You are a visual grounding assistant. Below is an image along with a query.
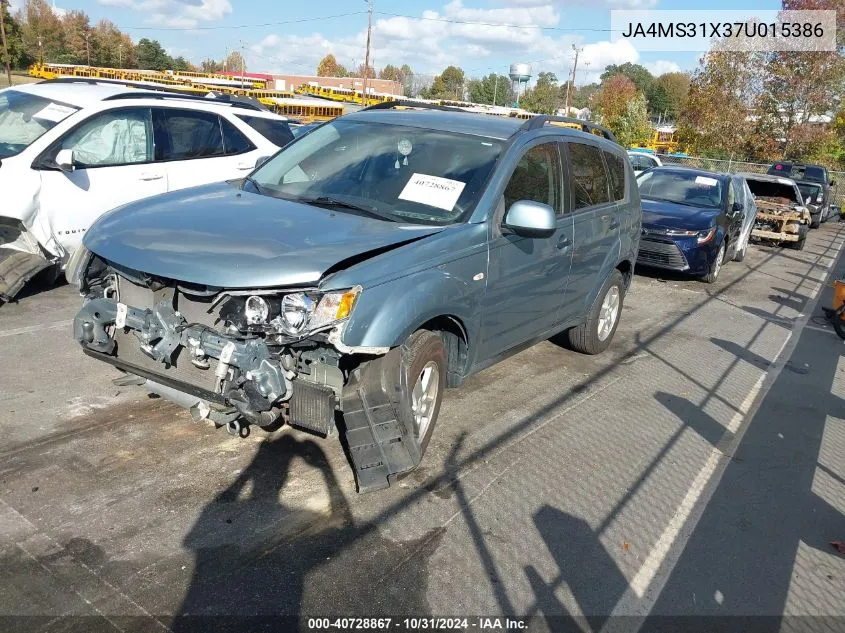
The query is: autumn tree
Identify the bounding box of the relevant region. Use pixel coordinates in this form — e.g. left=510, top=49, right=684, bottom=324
left=678, top=51, right=762, bottom=158
left=20, top=0, right=64, bottom=63
left=378, top=63, right=402, bottom=81
left=91, top=19, right=133, bottom=68
left=223, top=50, right=246, bottom=74
left=59, top=10, right=89, bottom=64
left=467, top=73, right=513, bottom=105
left=593, top=74, right=638, bottom=125
left=601, top=62, right=653, bottom=93
left=355, top=62, right=374, bottom=78
left=317, top=53, right=348, bottom=77
left=572, top=83, right=599, bottom=110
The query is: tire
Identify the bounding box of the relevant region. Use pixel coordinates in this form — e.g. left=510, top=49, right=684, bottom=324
left=702, top=241, right=726, bottom=284
left=398, top=330, right=447, bottom=457
left=566, top=270, right=624, bottom=355
left=810, top=215, right=820, bottom=229
left=792, top=225, right=808, bottom=250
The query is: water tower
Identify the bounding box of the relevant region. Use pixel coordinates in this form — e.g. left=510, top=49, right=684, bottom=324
left=509, top=63, right=531, bottom=106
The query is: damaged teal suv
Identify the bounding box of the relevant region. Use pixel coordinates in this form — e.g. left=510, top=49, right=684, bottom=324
left=70, top=105, right=642, bottom=492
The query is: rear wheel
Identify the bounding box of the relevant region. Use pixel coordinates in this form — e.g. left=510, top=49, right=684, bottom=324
left=566, top=270, right=624, bottom=355
left=702, top=241, right=726, bottom=284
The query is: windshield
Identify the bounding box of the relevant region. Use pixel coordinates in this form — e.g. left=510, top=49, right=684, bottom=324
left=0, top=90, right=79, bottom=158
left=797, top=182, right=822, bottom=200
left=249, top=118, right=503, bottom=225
left=636, top=169, right=723, bottom=209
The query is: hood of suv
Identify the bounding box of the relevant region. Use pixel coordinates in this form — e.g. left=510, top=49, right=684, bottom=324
left=84, top=183, right=444, bottom=288
left=641, top=199, right=720, bottom=231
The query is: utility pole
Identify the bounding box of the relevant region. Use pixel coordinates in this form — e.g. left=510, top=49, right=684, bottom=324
left=493, top=73, right=499, bottom=106
left=118, top=43, right=123, bottom=68
left=0, top=0, right=12, bottom=88
left=223, top=46, right=228, bottom=72
left=361, top=0, right=373, bottom=105
left=85, top=32, right=90, bottom=66
left=239, top=40, right=246, bottom=88
left=564, top=45, right=581, bottom=116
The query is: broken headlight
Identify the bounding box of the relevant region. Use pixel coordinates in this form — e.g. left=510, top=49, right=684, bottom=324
left=65, top=245, right=92, bottom=290
left=275, top=287, right=361, bottom=336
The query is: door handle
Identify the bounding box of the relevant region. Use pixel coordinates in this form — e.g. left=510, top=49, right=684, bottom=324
left=139, top=171, right=163, bottom=181
left=557, top=235, right=571, bottom=249
left=236, top=162, right=254, bottom=170
left=609, top=220, right=620, bottom=230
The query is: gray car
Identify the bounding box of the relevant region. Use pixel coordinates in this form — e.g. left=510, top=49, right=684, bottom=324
left=69, top=107, right=642, bottom=492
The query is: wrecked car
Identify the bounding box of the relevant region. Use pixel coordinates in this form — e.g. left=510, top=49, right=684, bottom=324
left=796, top=180, right=830, bottom=228
left=741, top=173, right=811, bottom=250
left=0, top=81, right=294, bottom=302
left=71, top=107, right=642, bottom=492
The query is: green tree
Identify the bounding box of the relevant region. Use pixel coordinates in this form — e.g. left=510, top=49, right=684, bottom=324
left=572, top=83, right=599, bottom=110
left=467, top=73, right=512, bottom=105
left=399, top=63, right=413, bottom=94
left=653, top=72, right=690, bottom=120
left=519, top=71, right=560, bottom=113
left=428, top=65, right=465, bottom=99
left=645, top=81, right=670, bottom=117
left=134, top=37, right=172, bottom=70
left=171, top=56, right=194, bottom=72
left=1, top=0, right=29, bottom=69
left=613, top=93, right=652, bottom=147
left=378, top=63, right=401, bottom=81
left=601, top=62, right=653, bottom=93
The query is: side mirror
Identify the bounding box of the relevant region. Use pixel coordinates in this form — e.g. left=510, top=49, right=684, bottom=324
left=805, top=196, right=812, bottom=205
left=830, top=179, right=836, bottom=187
left=503, top=200, right=556, bottom=238
left=55, top=148, right=75, bottom=172
left=255, top=155, right=271, bottom=169
left=731, top=201, right=744, bottom=214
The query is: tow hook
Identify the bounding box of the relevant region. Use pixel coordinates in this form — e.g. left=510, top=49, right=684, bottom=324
left=227, top=419, right=250, bottom=438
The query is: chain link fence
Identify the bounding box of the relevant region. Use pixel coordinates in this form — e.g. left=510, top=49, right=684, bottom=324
left=656, top=153, right=845, bottom=207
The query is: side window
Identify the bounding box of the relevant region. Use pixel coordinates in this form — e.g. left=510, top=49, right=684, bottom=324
left=629, top=154, right=644, bottom=171
left=236, top=114, right=295, bottom=148
left=58, top=108, right=152, bottom=167
left=604, top=151, right=626, bottom=201
left=503, top=143, right=561, bottom=214
left=155, top=109, right=225, bottom=160
left=568, top=142, right=610, bottom=210
left=727, top=180, right=737, bottom=207
left=220, top=117, right=255, bottom=155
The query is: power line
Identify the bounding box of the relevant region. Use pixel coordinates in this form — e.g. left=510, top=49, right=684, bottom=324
left=121, top=11, right=367, bottom=32
left=374, top=12, right=616, bottom=32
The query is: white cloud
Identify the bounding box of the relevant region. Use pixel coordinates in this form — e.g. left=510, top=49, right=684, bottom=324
left=96, top=0, right=232, bottom=29
left=644, top=60, right=682, bottom=76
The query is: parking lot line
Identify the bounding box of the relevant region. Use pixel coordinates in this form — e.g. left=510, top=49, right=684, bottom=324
left=600, top=228, right=845, bottom=627
left=0, top=320, right=73, bottom=338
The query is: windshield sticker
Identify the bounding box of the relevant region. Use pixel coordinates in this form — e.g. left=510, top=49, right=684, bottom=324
left=399, top=173, right=466, bottom=211
left=33, top=102, right=77, bottom=123
left=695, top=176, right=718, bottom=187
left=398, top=139, right=413, bottom=156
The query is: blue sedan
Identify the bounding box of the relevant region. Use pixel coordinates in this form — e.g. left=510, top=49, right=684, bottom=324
left=635, top=167, right=749, bottom=283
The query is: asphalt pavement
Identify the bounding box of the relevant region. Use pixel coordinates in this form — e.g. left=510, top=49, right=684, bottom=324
left=2, top=221, right=845, bottom=632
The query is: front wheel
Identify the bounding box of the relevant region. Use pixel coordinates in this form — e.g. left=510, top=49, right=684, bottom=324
left=399, top=330, right=447, bottom=457
left=791, top=225, right=808, bottom=251
left=566, top=270, right=624, bottom=355
left=702, top=241, right=726, bottom=284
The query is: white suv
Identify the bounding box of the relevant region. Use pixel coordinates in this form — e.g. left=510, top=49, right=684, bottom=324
left=0, top=80, right=295, bottom=300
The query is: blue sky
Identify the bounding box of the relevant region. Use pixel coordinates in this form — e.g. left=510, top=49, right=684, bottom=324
left=14, top=0, right=783, bottom=84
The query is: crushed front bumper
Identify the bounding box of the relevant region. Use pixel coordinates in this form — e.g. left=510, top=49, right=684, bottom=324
left=74, top=297, right=339, bottom=434
left=751, top=229, right=800, bottom=242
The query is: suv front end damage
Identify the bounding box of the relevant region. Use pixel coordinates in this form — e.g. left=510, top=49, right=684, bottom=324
left=71, top=254, right=425, bottom=492
left=0, top=217, right=59, bottom=302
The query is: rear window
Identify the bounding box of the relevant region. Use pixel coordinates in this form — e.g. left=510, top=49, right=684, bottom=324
left=768, top=162, right=827, bottom=184
left=604, top=151, right=626, bottom=201
left=237, top=115, right=294, bottom=148
left=568, top=143, right=610, bottom=209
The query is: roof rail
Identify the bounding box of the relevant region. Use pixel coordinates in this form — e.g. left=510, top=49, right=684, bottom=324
left=103, top=91, right=267, bottom=111
left=359, top=99, right=468, bottom=113
left=517, top=115, right=617, bottom=143
left=40, top=78, right=267, bottom=111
